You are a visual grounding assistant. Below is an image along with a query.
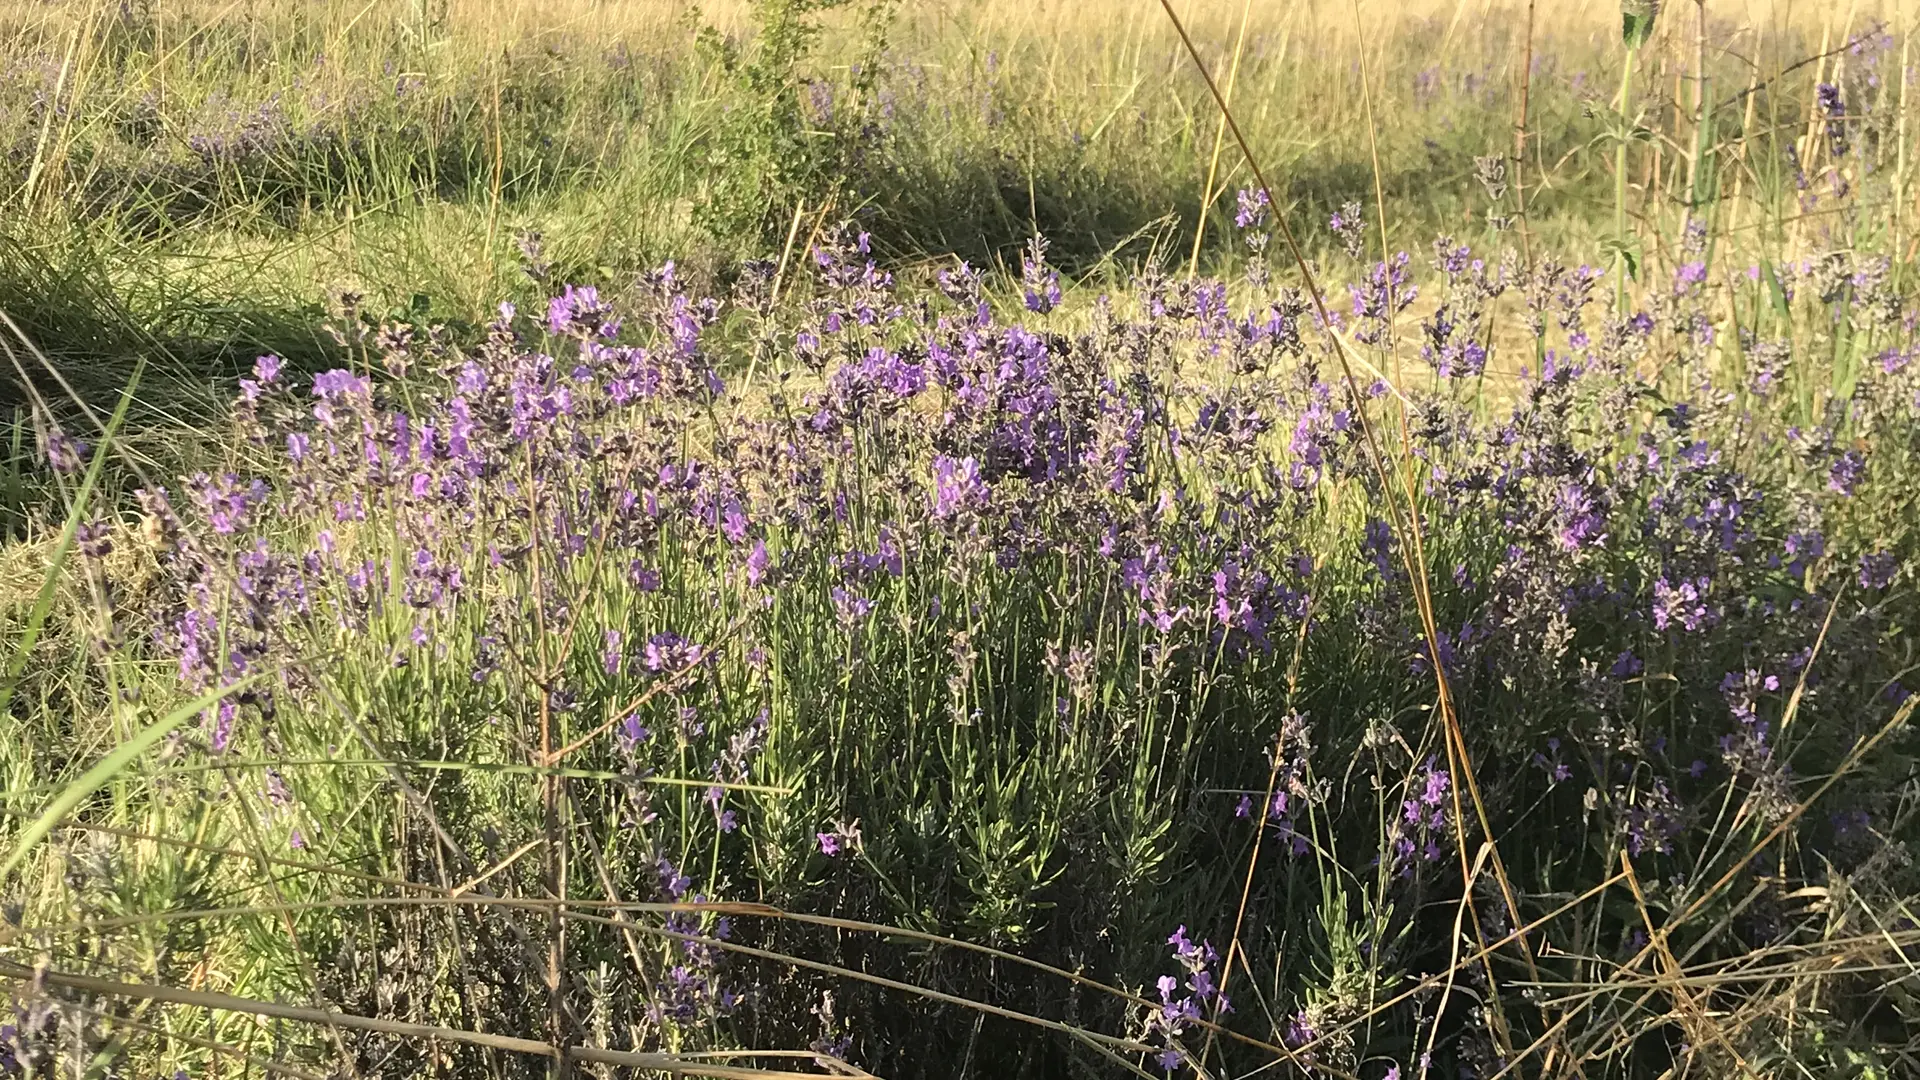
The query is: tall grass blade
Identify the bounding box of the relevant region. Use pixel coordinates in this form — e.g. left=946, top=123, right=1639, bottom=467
left=0, top=341, right=144, bottom=718
left=0, top=675, right=258, bottom=881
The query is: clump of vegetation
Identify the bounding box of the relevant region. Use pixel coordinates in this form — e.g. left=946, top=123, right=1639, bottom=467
left=691, top=0, right=896, bottom=244
left=2, top=2, right=1919, bottom=1078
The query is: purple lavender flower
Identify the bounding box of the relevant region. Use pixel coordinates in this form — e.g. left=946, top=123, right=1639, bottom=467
left=1784, top=531, right=1825, bottom=581
left=310, top=368, right=370, bottom=401
left=1652, top=575, right=1715, bottom=632
left=1421, top=303, right=1487, bottom=378
left=1622, top=779, right=1685, bottom=856
left=211, top=699, right=236, bottom=753
left=1553, top=478, right=1608, bottom=551
left=936, top=260, right=985, bottom=307
left=1348, top=252, right=1417, bottom=344
left=1147, top=922, right=1231, bottom=1065
left=931, top=455, right=989, bottom=520
left=1816, top=82, right=1848, bottom=157
left=656, top=859, right=692, bottom=901
left=1858, top=551, right=1897, bottom=590
left=240, top=353, right=286, bottom=403
left=546, top=284, right=615, bottom=338
left=38, top=427, right=87, bottom=475
left=1329, top=200, right=1366, bottom=260
left=642, top=633, right=707, bottom=672
left=816, top=819, right=861, bottom=857
left=1361, top=519, right=1396, bottom=579
left=1533, top=739, right=1572, bottom=784
left=618, top=714, right=650, bottom=747
left=1234, top=187, right=1270, bottom=231
left=1827, top=449, right=1865, bottom=496
left=831, top=586, right=875, bottom=626
left=75, top=518, right=113, bottom=560
left=746, top=539, right=770, bottom=586
left=188, top=472, right=268, bottom=535
left=1021, top=235, right=1062, bottom=314
left=1272, top=1011, right=1313, bottom=1054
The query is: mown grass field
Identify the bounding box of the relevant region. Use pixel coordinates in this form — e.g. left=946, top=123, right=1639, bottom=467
left=1, top=2, right=1918, bottom=1078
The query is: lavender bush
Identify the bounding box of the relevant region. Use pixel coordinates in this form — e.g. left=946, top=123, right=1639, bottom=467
left=13, top=198, right=1914, bottom=1078
left=4, top=6, right=1920, bottom=1078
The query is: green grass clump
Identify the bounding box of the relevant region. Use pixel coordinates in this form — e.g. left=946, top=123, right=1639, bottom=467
left=0, top=0, right=1763, bottom=404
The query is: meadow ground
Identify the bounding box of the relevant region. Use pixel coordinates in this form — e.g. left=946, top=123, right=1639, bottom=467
left=0, top=1, right=1918, bottom=1077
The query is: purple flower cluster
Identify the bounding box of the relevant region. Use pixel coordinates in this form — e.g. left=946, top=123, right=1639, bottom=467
left=1146, top=925, right=1232, bottom=1072
left=1817, top=82, right=1848, bottom=157
left=112, top=211, right=1920, bottom=1073
left=1387, top=757, right=1453, bottom=875
left=650, top=858, right=746, bottom=1024
left=1329, top=200, right=1367, bottom=261
left=1020, top=234, right=1062, bottom=314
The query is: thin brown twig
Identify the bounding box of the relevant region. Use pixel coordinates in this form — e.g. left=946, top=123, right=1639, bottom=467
left=1712, top=24, right=1892, bottom=114
left=1619, top=850, right=1763, bottom=1079
left=1778, top=579, right=1843, bottom=733
left=451, top=838, right=544, bottom=897
left=1184, top=0, right=1254, bottom=280
left=1422, top=841, right=1494, bottom=1073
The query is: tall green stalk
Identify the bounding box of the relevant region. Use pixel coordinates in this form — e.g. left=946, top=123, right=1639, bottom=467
left=1614, top=43, right=1637, bottom=311
left=1615, top=2, right=1660, bottom=311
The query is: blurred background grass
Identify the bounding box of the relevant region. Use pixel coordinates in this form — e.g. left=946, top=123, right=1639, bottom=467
left=0, top=0, right=1874, bottom=410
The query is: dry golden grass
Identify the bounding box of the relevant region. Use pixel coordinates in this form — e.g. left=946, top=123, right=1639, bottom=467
left=1, top=0, right=1900, bottom=65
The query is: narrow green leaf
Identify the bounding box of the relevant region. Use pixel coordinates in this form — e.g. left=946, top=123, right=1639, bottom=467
left=0, top=677, right=256, bottom=880
left=1761, top=259, right=1790, bottom=320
